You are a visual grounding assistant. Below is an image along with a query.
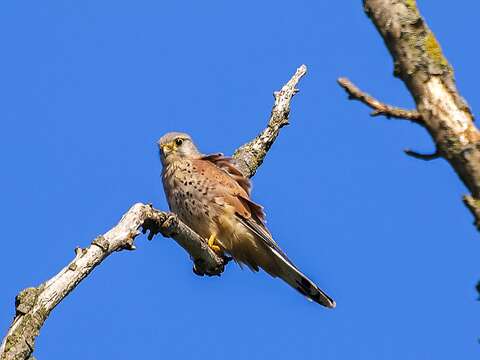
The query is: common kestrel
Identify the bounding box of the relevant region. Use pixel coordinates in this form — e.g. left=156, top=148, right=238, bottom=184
left=158, top=131, right=335, bottom=308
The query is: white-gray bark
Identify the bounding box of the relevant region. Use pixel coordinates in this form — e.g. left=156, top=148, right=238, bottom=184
left=234, top=65, right=307, bottom=177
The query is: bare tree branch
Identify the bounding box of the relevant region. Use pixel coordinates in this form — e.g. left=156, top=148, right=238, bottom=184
left=0, top=66, right=308, bottom=360
left=0, top=204, right=226, bottom=360
left=233, top=65, right=307, bottom=177
left=337, top=77, right=421, bottom=122
left=342, top=0, right=480, bottom=229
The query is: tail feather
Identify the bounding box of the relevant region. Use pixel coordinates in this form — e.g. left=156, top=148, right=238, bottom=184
left=269, top=247, right=336, bottom=308
left=290, top=270, right=336, bottom=308
left=234, top=212, right=335, bottom=308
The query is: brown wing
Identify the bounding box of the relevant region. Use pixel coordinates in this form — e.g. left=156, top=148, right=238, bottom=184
left=200, top=153, right=251, bottom=195
left=199, top=154, right=292, bottom=264
left=196, top=154, right=336, bottom=308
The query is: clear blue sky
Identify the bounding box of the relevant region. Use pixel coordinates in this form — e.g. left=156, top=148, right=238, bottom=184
left=1, top=1, right=478, bottom=359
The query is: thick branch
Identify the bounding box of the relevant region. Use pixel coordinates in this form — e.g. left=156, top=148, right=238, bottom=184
left=337, top=77, right=421, bottom=122
left=1, top=66, right=307, bottom=360
left=233, top=64, right=307, bottom=177
left=357, top=0, right=480, bottom=228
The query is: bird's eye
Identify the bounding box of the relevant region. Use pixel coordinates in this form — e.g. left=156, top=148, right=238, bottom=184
left=175, top=138, right=183, bottom=146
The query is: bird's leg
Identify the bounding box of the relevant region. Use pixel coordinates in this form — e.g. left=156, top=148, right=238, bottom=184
left=207, top=233, right=222, bottom=254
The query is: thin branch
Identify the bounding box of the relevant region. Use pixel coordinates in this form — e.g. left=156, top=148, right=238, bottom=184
left=233, top=64, right=307, bottom=177
left=337, top=77, right=422, bottom=123
left=404, top=148, right=441, bottom=161
left=0, top=65, right=307, bottom=360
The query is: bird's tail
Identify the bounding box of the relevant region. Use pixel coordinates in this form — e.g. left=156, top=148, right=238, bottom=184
left=269, top=247, right=336, bottom=308
left=234, top=207, right=335, bottom=308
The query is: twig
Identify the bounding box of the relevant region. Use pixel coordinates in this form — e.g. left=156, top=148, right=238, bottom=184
left=404, top=148, right=441, bottom=161
left=337, top=77, right=422, bottom=123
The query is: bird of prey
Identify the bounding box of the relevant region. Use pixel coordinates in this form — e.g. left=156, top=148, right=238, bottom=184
left=158, top=131, right=335, bottom=308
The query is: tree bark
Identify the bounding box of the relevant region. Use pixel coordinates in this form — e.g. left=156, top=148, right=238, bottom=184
left=339, top=0, right=480, bottom=230
left=0, top=65, right=307, bottom=360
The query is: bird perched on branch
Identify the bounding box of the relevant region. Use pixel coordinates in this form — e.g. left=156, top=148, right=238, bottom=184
left=158, top=131, right=335, bottom=308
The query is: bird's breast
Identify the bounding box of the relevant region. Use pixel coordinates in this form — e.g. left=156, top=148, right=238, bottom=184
left=162, top=160, right=215, bottom=239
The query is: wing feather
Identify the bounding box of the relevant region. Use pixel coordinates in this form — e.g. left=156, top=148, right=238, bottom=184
left=197, top=153, right=336, bottom=307
left=235, top=196, right=294, bottom=267
left=200, top=153, right=251, bottom=195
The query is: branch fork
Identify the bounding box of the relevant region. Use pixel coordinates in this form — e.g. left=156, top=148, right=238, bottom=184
left=337, top=77, right=422, bottom=123
left=341, top=1, right=480, bottom=231
left=0, top=65, right=308, bottom=360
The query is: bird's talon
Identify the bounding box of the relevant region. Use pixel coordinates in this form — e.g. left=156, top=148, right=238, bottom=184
left=207, top=234, right=222, bottom=254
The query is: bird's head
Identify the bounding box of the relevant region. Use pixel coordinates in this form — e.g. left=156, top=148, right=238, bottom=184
left=157, top=132, right=201, bottom=165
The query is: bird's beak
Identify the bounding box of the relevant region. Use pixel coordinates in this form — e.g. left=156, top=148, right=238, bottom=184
left=161, top=143, right=174, bottom=154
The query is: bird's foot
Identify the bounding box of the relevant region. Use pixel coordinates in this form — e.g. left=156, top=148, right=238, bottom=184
left=207, top=234, right=222, bottom=254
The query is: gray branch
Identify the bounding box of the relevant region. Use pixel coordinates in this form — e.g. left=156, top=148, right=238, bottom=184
left=233, top=65, right=307, bottom=177
left=0, top=65, right=308, bottom=360
left=341, top=0, right=480, bottom=229
left=337, top=77, right=421, bottom=122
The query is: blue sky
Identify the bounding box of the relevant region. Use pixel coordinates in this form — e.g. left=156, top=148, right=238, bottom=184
left=1, top=1, right=479, bottom=359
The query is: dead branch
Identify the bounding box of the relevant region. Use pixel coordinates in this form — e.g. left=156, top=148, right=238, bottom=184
left=337, top=77, right=421, bottom=122
left=0, top=65, right=308, bottom=360
left=233, top=65, right=307, bottom=177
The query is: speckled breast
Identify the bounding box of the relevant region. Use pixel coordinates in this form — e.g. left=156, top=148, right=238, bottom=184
left=162, top=160, right=214, bottom=239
